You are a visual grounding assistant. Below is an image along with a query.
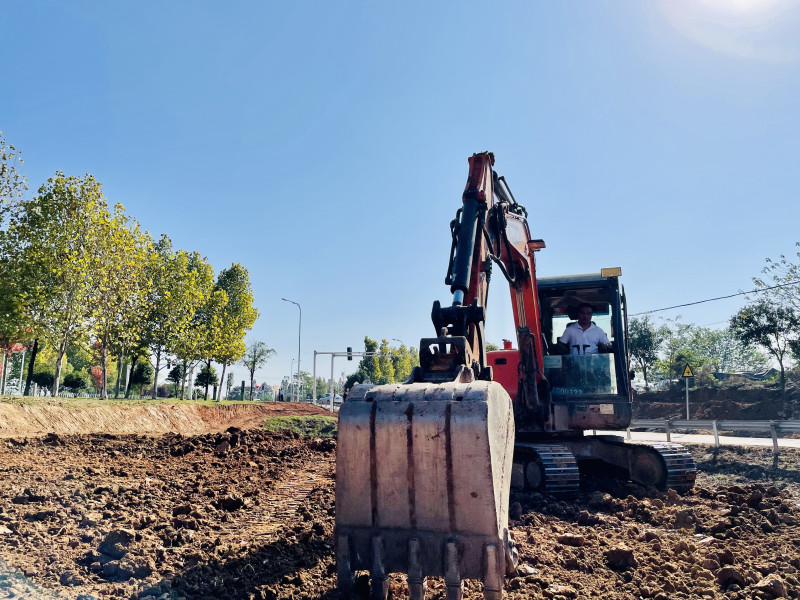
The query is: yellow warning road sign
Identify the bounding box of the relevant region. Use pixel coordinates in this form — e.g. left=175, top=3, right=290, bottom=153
left=682, top=364, right=694, bottom=378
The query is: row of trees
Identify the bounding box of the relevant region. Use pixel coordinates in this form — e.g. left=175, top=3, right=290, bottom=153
left=0, top=132, right=259, bottom=399
left=630, top=244, right=800, bottom=390
left=344, top=337, right=420, bottom=391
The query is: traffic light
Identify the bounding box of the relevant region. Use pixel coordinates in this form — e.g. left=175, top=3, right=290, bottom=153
left=347, top=347, right=352, bottom=361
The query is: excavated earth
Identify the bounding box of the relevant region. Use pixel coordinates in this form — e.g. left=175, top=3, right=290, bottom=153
left=0, top=401, right=799, bottom=600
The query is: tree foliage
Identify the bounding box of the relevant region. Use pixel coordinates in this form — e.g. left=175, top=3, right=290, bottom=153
left=0, top=131, right=27, bottom=226
left=240, top=341, right=275, bottom=401
left=730, top=298, right=799, bottom=389
left=7, top=173, right=108, bottom=395
left=628, top=316, right=667, bottom=386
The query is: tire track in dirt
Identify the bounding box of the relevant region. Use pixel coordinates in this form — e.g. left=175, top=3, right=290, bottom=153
left=220, top=454, right=335, bottom=538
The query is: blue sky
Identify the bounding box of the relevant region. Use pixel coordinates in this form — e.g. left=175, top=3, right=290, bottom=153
left=3, top=1, right=800, bottom=390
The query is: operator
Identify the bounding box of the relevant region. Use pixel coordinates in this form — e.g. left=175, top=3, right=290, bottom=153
left=555, top=303, right=613, bottom=355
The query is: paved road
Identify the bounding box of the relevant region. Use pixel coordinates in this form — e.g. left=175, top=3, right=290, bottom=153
left=596, top=430, right=800, bottom=449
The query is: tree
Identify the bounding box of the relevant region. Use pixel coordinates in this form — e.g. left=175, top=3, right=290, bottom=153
left=356, top=337, right=380, bottom=383
left=142, top=237, right=213, bottom=398
left=210, top=264, right=258, bottom=401
left=628, top=316, right=667, bottom=386
left=754, top=242, right=800, bottom=312
left=730, top=299, right=800, bottom=390
left=0, top=130, right=27, bottom=227
left=130, top=362, right=153, bottom=396
left=240, top=341, right=275, bottom=401
left=195, top=364, right=219, bottom=399
left=6, top=173, right=106, bottom=395
left=63, top=371, right=89, bottom=392
left=167, top=363, right=185, bottom=397
left=376, top=339, right=395, bottom=385
left=87, top=205, right=151, bottom=399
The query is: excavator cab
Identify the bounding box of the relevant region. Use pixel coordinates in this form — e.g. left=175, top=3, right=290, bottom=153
left=537, top=269, right=633, bottom=432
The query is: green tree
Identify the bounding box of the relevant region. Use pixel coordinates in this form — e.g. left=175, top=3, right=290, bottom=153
left=6, top=173, right=106, bottom=395
left=356, top=337, right=380, bottom=383
left=130, top=361, right=154, bottom=396
left=141, top=237, right=213, bottom=398
left=195, top=364, right=219, bottom=399
left=211, top=264, right=258, bottom=401
left=87, top=205, right=151, bottom=398
left=754, top=242, right=800, bottom=312
left=240, top=341, right=276, bottom=401
left=62, top=371, right=89, bottom=392
left=628, top=316, right=667, bottom=386
left=172, top=251, right=215, bottom=399
left=167, top=363, right=185, bottom=397
left=730, top=299, right=799, bottom=390
left=0, top=130, right=27, bottom=227
left=375, top=339, right=395, bottom=385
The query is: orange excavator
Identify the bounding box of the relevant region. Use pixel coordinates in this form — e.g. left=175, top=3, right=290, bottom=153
left=336, top=152, right=695, bottom=599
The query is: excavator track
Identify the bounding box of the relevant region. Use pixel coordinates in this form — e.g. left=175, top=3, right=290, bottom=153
left=512, top=443, right=580, bottom=496
left=626, top=440, right=697, bottom=493
left=575, top=435, right=697, bottom=493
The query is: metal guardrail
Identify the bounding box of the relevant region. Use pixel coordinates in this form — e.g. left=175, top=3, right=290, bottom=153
left=627, top=418, right=800, bottom=456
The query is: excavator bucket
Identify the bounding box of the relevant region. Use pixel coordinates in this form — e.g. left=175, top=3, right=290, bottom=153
left=336, top=379, right=517, bottom=600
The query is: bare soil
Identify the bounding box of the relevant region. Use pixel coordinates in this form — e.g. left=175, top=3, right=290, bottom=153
left=633, top=381, right=800, bottom=421
left=0, top=402, right=799, bottom=600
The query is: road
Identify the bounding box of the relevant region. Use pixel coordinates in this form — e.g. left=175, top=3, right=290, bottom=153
left=598, top=429, right=800, bottom=448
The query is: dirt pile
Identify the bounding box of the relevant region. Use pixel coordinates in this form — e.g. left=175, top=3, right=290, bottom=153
left=0, top=426, right=799, bottom=600
left=0, top=401, right=330, bottom=438
left=633, top=382, right=799, bottom=421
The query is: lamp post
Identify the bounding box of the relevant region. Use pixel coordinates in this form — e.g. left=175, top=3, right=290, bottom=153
left=282, top=298, right=301, bottom=402
left=392, top=338, right=406, bottom=346
left=290, top=359, right=296, bottom=403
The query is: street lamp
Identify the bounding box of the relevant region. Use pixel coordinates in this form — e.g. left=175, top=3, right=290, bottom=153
left=282, top=297, right=301, bottom=402
left=392, top=338, right=406, bottom=346
left=290, top=359, right=296, bottom=403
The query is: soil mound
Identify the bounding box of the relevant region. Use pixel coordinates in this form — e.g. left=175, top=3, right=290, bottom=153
left=0, top=401, right=331, bottom=438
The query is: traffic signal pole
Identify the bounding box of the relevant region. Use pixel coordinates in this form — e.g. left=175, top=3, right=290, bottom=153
left=311, top=349, right=385, bottom=411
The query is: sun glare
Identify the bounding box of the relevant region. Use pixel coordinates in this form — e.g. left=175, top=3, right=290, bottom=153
left=658, top=0, right=799, bottom=61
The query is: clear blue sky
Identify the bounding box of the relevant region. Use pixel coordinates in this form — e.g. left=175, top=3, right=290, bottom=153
left=4, top=1, right=800, bottom=390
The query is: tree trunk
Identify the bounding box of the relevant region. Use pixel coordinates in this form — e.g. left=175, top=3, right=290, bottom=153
left=249, top=372, right=255, bottom=401
left=1, top=352, right=7, bottom=395
left=100, top=345, right=109, bottom=400
left=23, top=339, right=38, bottom=396
left=53, top=340, right=68, bottom=397
left=218, top=362, right=228, bottom=402
left=204, top=358, right=211, bottom=400
left=125, top=354, right=139, bottom=398
left=114, top=354, right=124, bottom=398
left=180, top=360, right=188, bottom=400
left=151, top=348, right=162, bottom=399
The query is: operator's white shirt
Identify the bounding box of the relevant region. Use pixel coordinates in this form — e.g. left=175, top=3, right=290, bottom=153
left=559, top=322, right=610, bottom=355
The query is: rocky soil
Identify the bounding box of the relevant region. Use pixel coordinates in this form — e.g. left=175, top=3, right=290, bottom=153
left=0, top=407, right=799, bottom=600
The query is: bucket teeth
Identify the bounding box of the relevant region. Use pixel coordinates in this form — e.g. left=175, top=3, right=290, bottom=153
left=370, top=535, right=389, bottom=600
left=336, top=534, right=354, bottom=594
left=444, top=541, right=463, bottom=600
left=408, top=538, right=427, bottom=600
left=483, top=543, right=502, bottom=600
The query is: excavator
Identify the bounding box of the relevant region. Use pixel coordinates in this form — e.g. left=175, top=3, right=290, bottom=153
left=335, top=152, right=696, bottom=599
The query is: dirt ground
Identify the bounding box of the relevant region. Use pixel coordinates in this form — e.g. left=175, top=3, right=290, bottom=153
left=633, top=380, right=799, bottom=421
left=1, top=402, right=799, bottom=600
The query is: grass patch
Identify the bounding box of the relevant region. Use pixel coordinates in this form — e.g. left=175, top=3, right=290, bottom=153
left=262, top=415, right=338, bottom=438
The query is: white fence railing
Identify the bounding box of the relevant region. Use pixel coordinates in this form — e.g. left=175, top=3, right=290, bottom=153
left=627, top=419, right=800, bottom=456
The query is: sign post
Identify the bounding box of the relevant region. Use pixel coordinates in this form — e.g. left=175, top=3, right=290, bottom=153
left=682, top=364, right=694, bottom=419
